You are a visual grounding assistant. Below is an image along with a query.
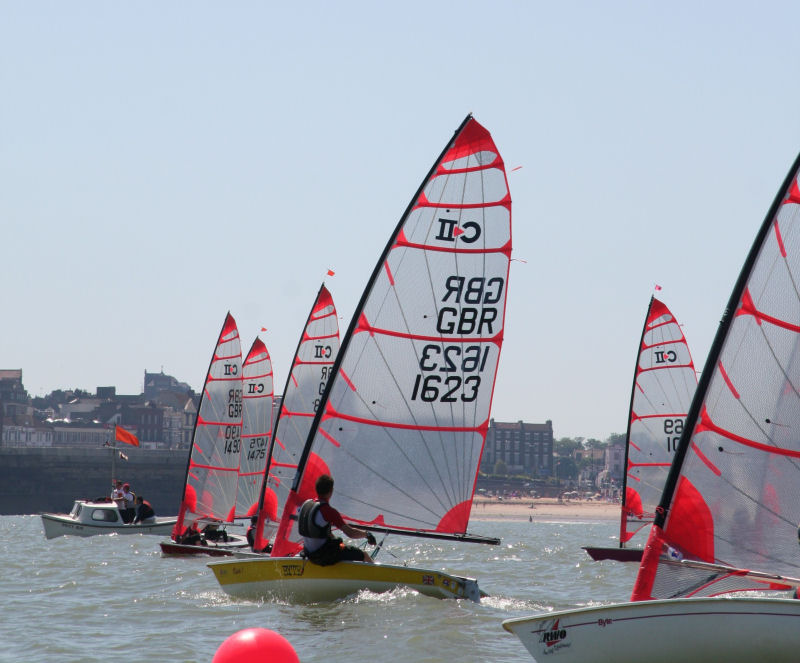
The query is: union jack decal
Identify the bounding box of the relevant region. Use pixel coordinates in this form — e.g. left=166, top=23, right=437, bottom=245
left=422, top=575, right=434, bottom=585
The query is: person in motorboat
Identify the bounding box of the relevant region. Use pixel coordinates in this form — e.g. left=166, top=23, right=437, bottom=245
left=111, top=480, right=124, bottom=502
left=298, top=473, right=376, bottom=566
left=131, top=496, right=156, bottom=525
left=119, top=483, right=136, bottom=523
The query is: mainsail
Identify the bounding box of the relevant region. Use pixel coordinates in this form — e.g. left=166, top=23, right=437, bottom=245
left=237, top=337, right=274, bottom=519
left=273, top=114, right=511, bottom=552
left=256, top=284, right=340, bottom=554
left=633, top=152, right=800, bottom=600
left=620, top=297, right=696, bottom=548
left=172, top=313, right=243, bottom=538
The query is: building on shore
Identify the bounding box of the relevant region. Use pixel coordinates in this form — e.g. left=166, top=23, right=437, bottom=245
left=481, top=419, right=554, bottom=478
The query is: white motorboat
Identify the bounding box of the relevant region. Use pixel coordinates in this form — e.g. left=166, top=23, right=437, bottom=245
left=41, top=499, right=176, bottom=539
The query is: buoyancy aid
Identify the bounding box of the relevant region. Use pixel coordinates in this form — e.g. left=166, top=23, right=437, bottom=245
left=297, top=499, right=331, bottom=539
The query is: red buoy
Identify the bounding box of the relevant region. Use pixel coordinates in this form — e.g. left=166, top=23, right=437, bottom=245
left=212, top=628, right=299, bottom=663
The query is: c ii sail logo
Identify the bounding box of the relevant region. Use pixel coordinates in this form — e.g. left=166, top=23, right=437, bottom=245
left=654, top=350, right=677, bottom=364
left=314, top=344, right=332, bottom=359
left=435, top=217, right=481, bottom=244
left=540, top=620, right=568, bottom=648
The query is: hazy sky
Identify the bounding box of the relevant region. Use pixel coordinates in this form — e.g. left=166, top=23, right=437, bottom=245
left=3, top=2, right=800, bottom=441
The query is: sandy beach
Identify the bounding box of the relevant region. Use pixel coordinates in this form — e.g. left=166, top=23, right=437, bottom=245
left=471, top=496, right=619, bottom=522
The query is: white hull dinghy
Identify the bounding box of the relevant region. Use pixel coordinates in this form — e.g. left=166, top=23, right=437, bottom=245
left=503, top=597, right=800, bottom=663
left=41, top=499, right=176, bottom=539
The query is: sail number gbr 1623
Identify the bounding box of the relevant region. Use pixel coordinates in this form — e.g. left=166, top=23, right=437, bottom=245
left=410, top=344, right=490, bottom=403
left=409, top=276, right=503, bottom=404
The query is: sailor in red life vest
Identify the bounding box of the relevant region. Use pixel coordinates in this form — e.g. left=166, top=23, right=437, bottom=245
left=298, top=473, right=376, bottom=565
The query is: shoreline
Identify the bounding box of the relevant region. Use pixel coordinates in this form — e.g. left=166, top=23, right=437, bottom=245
left=470, top=496, right=619, bottom=522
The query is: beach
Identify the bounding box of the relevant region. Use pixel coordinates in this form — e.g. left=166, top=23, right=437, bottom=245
left=471, top=496, right=619, bottom=522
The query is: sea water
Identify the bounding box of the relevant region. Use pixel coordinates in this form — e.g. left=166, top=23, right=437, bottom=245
left=1, top=514, right=637, bottom=662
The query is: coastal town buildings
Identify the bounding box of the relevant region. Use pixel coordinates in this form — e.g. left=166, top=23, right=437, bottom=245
left=1, top=369, right=623, bottom=484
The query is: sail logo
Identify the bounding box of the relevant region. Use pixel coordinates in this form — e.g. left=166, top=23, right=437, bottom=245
left=314, top=344, right=332, bottom=359
left=224, top=363, right=239, bottom=375
left=539, top=620, right=568, bottom=648
left=435, top=217, right=481, bottom=244
left=654, top=350, right=677, bottom=364
left=247, top=381, right=265, bottom=394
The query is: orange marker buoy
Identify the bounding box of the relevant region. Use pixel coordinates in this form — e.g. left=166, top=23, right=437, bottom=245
left=212, top=628, right=299, bottom=663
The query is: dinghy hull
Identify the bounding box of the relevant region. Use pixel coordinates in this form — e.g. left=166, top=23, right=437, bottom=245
left=502, top=597, right=800, bottom=663
left=208, top=556, right=483, bottom=602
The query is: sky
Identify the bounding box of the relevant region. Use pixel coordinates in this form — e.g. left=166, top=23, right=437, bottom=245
left=3, top=2, right=800, bottom=441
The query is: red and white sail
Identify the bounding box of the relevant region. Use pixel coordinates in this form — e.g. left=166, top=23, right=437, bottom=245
left=259, top=285, right=340, bottom=555
left=236, top=337, right=274, bottom=519
left=633, top=154, right=800, bottom=600
left=172, top=313, right=242, bottom=538
left=273, top=115, right=511, bottom=553
left=620, top=297, right=696, bottom=548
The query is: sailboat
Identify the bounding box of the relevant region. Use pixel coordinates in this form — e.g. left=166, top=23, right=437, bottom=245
left=209, top=114, right=512, bottom=602
left=583, top=296, right=696, bottom=562
left=236, top=337, right=275, bottom=522
left=160, top=313, right=250, bottom=556
left=251, top=283, right=340, bottom=554
left=503, top=154, right=800, bottom=660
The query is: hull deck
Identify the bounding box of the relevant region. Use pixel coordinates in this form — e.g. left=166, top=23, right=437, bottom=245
left=502, top=597, right=800, bottom=663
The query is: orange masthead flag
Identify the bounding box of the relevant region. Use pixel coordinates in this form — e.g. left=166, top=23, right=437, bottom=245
left=115, top=425, right=140, bottom=447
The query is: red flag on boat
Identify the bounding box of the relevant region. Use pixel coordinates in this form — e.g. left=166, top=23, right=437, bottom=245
left=115, top=425, right=139, bottom=447
left=654, top=284, right=662, bottom=291
left=327, top=269, right=335, bottom=276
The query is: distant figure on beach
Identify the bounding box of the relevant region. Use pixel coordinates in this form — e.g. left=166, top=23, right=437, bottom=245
left=298, top=473, right=376, bottom=565
left=132, top=496, right=156, bottom=524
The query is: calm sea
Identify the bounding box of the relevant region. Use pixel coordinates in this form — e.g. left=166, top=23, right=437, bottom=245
left=2, top=514, right=637, bottom=662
